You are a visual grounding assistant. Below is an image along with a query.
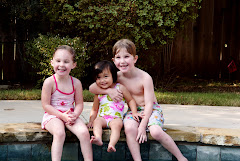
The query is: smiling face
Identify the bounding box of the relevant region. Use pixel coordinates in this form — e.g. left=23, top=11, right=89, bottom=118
left=113, top=47, right=138, bottom=73
left=51, top=49, right=76, bottom=77
left=96, top=68, right=114, bottom=89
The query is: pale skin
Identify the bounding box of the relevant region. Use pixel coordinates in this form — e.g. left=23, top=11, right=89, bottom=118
left=41, top=49, right=93, bottom=161
left=89, top=47, right=187, bottom=161
left=87, top=69, right=141, bottom=152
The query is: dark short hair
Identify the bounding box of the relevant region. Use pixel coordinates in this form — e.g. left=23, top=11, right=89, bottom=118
left=94, top=60, right=118, bottom=83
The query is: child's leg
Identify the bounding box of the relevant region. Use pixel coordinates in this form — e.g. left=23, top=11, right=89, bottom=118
left=124, top=120, right=142, bottom=161
left=45, top=118, right=66, bottom=161
left=91, top=117, right=107, bottom=146
left=149, top=125, right=188, bottom=161
left=107, top=118, right=123, bottom=152
left=67, top=118, right=93, bottom=161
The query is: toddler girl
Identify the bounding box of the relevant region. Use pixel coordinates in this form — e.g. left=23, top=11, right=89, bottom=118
left=87, top=60, right=141, bottom=153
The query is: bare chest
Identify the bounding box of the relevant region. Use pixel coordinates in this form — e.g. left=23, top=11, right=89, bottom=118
left=119, top=78, right=143, bottom=96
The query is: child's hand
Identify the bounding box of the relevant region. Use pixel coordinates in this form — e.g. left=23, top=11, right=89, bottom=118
left=87, top=122, right=93, bottom=128
left=64, top=109, right=77, bottom=126
left=68, top=111, right=77, bottom=121
left=139, top=111, right=145, bottom=119
left=132, top=112, right=145, bottom=122
left=61, top=110, right=70, bottom=122
left=136, top=126, right=147, bottom=144
left=132, top=113, right=140, bottom=122
left=108, top=88, right=123, bottom=102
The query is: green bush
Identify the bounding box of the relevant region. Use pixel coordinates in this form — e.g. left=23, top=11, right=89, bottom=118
left=41, top=0, right=201, bottom=50
left=24, top=34, right=89, bottom=87
left=40, top=0, right=202, bottom=84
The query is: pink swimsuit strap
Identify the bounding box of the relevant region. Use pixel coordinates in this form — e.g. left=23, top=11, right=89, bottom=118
left=53, top=74, right=75, bottom=95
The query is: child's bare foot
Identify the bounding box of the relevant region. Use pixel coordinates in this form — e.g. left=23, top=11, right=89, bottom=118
left=107, top=145, right=116, bottom=153
left=90, top=136, right=103, bottom=146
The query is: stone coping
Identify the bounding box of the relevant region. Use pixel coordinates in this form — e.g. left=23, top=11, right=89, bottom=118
left=0, top=123, right=240, bottom=146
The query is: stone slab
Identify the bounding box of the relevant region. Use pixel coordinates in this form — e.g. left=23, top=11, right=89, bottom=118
left=1, top=123, right=240, bottom=147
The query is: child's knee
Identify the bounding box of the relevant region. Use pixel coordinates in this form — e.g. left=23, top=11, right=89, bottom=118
left=53, top=130, right=66, bottom=139
left=111, top=122, right=123, bottom=130
left=110, top=119, right=123, bottom=128
left=79, top=128, right=90, bottom=138
left=149, top=126, right=165, bottom=140
left=124, top=125, right=137, bottom=135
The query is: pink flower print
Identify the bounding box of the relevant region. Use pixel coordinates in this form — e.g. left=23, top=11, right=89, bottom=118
left=60, top=101, right=67, bottom=106
left=103, top=115, right=114, bottom=120
left=110, top=102, right=124, bottom=111
left=98, top=95, right=106, bottom=101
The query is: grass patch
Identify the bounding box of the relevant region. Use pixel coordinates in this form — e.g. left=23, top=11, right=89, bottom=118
left=0, top=89, right=41, bottom=100
left=83, top=90, right=95, bottom=102
left=1, top=78, right=240, bottom=106
left=0, top=89, right=95, bottom=101
left=156, top=91, right=240, bottom=106
left=0, top=88, right=240, bottom=107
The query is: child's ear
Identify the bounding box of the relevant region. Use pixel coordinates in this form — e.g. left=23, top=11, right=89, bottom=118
left=112, top=57, right=115, bottom=62
left=134, top=55, right=138, bottom=63
left=50, top=59, right=54, bottom=67
left=72, top=62, right=77, bottom=69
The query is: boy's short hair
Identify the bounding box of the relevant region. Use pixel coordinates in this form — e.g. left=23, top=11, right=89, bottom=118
left=112, top=39, right=136, bottom=57
left=94, top=60, right=118, bottom=83
left=54, top=45, right=76, bottom=62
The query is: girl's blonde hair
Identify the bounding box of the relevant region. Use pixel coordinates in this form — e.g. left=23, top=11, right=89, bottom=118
left=54, top=45, right=76, bottom=62
left=112, top=39, right=136, bottom=57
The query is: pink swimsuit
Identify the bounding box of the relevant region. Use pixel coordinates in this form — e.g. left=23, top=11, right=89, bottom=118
left=41, top=75, right=75, bottom=129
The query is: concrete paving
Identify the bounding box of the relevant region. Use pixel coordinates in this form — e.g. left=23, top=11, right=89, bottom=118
left=0, top=100, right=240, bottom=129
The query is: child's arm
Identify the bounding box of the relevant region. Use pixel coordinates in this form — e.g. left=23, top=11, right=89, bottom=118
left=87, top=95, right=99, bottom=128
left=120, top=84, right=141, bottom=121
left=41, top=77, right=71, bottom=123
left=137, top=74, right=155, bottom=143
left=65, top=78, right=84, bottom=126
left=89, top=82, right=123, bottom=102
left=73, top=78, right=84, bottom=117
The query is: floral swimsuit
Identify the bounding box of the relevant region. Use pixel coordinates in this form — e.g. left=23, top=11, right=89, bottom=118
left=98, top=83, right=125, bottom=127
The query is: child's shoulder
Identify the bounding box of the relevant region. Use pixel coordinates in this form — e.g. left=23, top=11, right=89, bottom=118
left=139, top=68, right=152, bottom=79
left=70, top=76, right=80, bottom=82
left=43, top=75, right=54, bottom=84
left=117, top=83, right=127, bottom=91
left=42, top=76, right=55, bottom=89
left=116, top=82, right=123, bottom=87
left=70, top=76, right=82, bottom=87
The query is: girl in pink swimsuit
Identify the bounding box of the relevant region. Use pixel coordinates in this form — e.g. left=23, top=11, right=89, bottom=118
left=41, top=45, right=93, bottom=161
left=87, top=60, right=142, bottom=153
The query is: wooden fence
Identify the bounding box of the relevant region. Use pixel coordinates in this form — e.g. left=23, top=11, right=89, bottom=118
left=171, top=0, right=240, bottom=79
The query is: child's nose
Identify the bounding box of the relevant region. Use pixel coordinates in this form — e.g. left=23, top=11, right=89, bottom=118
left=120, top=58, right=125, bottom=63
